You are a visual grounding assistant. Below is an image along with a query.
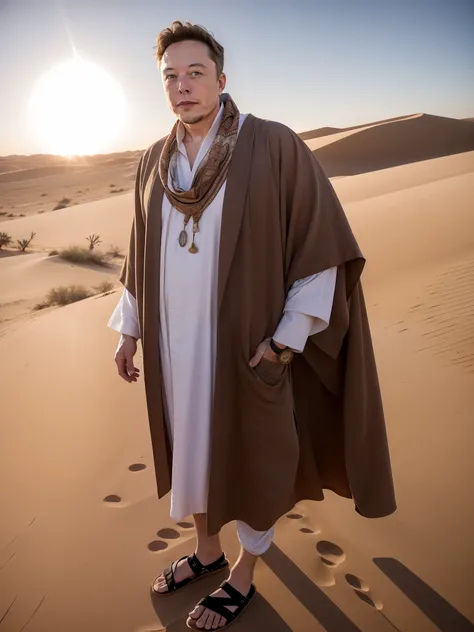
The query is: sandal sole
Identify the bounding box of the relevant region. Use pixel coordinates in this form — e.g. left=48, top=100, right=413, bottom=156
left=185, top=589, right=256, bottom=630
left=150, top=561, right=229, bottom=598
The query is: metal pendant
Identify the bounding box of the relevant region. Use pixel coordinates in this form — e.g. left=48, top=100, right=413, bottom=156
left=178, top=229, right=188, bottom=247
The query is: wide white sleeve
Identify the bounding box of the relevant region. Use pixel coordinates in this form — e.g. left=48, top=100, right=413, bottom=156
left=272, top=266, right=337, bottom=352
left=107, top=288, right=140, bottom=339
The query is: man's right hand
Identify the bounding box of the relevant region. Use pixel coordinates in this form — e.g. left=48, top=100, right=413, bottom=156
left=114, top=334, right=140, bottom=383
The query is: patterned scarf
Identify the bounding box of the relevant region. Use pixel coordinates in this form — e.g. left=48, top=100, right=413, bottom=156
left=158, top=93, right=240, bottom=253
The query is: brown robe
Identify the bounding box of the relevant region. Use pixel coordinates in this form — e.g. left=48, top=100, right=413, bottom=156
left=120, top=114, right=397, bottom=536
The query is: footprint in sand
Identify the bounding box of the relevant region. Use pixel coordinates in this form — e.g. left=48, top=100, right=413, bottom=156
left=102, top=462, right=148, bottom=506
left=148, top=540, right=168, bottom=552
left=129, top=463, right=147, bottom=472
left=103, top=494, right=122, bottom=504
left=285, top=509, right=321, bottom=535
left=353, top=590, right=384, bottom=611
left=148, top=525, right=193, bottom=553
left=316, top=540, right=346, bottom=567
left=345, top=573, right=370, bottom=592
left=157, top=528, right=180, bottom=539
left=177, top=521, right=194, bottom=529
left=286, top=520, right=344, bottom=587
left=345, top=573, right=383, bottom=610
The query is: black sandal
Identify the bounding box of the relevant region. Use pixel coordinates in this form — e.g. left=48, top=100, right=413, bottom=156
left=186, top=580, right=256, bottom=630
left=150, top=552, right=229, bottom=596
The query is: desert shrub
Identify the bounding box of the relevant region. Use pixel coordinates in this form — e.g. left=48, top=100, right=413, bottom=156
left=110, top=188, right=124, bottom=193
left=48, top=250, right=59, bottom=256
left=109, top=183, right=115, bottom=187
left=0, top=232, right=12, bottom=249
left=46, top=285, right=91, bottom=306
left=16, top=231, right=36, bottom=252
left=33, top=301, right=49, bottom=311
left=86, top=234, right=102, bottom=250
left=33, top=285, right=91, bottom=311
left=40, top=193, right=47, bottom=197
left=0, top=212, right=7, bottom=216
left=106, top=244, right=123, bottom=258
left=94, top=280, right=114, bottom=294
left=58, top=245, right=111, bottom=267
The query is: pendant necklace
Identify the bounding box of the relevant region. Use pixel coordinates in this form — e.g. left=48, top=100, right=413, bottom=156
left=178, top=214, right=199, bottom=254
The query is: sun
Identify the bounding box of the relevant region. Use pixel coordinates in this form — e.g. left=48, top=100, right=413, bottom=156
left=28, top=56, right=127, bottom=156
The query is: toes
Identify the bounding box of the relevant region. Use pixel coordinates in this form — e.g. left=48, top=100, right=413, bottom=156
left=157, top=579, right=167, bottom=593
left=189, top=605, right=205, bottom=620
left=197, top=609, right=211, bottom=629
left=205, top=612, right=217, bottom=630
left=212, top=616, right=221, bottom=629
left=152, top=574, right=167, bottom=593
left=206, top=612, right=218, bottom=630
left=219, top=616, right=227, bottom=628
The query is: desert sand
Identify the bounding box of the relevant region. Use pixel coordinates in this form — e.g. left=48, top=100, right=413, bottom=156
left=0, top=150, right=141, bottom=219
left=1, top=113, right=473, bottom=631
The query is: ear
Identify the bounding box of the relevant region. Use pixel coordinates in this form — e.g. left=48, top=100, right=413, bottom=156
left=218, top=72, right=227, bottom=94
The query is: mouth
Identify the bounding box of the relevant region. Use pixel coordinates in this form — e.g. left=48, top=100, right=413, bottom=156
left=176, top=101, right=198, bottom=107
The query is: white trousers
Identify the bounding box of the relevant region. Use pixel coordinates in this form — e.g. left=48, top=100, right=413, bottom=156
left=236, top=521, right=275, bottom=555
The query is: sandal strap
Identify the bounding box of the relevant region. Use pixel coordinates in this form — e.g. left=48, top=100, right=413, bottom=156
left=196, top=582, right=256, bottom=623
left=187, top=552, right=227, bottom=575
left=220, top=581, right=255, bottom=607
left=163, top=555, right=189, bottom=592
left=187, top=553, right=204, bottom=575
left=196, top=595, right=236, bottom=621
left=158, top=552, right=228, bottom=595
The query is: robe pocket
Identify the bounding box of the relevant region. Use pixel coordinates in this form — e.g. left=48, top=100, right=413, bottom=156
left=254, top=356, right=287, bottom=387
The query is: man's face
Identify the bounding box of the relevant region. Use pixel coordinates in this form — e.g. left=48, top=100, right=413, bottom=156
left=160, top=39, right=226, bottom=125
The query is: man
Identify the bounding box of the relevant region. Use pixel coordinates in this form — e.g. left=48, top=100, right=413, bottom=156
left=108, top=20, right=396, bottom=631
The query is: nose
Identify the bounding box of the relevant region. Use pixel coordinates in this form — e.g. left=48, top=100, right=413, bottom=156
left=178, top=76, right=191, bottom=95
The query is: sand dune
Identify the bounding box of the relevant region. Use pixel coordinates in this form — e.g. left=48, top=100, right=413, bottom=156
left=0, top=195, right=129, bottom=327
left=0, top=150, right=141, bottom=218
left=305, top=114, right=421, bottom=152
left=299, top=113, right=415, bottom=141
left=0, top=251, right=120, bottom=329
left=1, top=253, right=117, bottom=303
left=1, top=116, right=473, bottom=630
left=0, top=182, right=133, bottom=327
left=0, top=192, right=133, bottom=251
left=335, top=157, right=474, bottom=287
left=298, top=126, right=342, bottom=141
left=0, top=150, right=142, bottom=172
left=332, top=150, right=474, bottom=204
left=0, top=165, right=93, bottom=184
left=309, top=113, right=474, bottom=176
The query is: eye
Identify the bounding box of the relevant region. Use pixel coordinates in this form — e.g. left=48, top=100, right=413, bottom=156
left=191, top=71, right=203, bottom=76
left=165, top=74, right=176, bottom=81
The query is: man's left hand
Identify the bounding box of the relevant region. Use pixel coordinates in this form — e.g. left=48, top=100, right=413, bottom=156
left=249, top=337, right=284, bottom=367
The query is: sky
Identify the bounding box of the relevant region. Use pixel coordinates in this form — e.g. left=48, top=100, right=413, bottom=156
left=0, top=0, right=473, bottom=156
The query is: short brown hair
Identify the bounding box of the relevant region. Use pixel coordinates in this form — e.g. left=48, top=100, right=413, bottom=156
left=155, top=21, right=224, bottom=77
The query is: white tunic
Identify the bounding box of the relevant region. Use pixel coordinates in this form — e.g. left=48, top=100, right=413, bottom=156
left=108, top=104, right=337, bottom=522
